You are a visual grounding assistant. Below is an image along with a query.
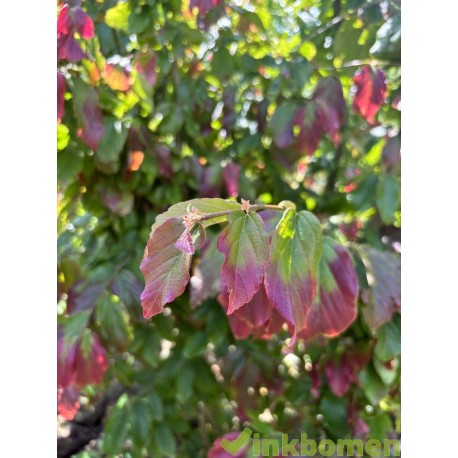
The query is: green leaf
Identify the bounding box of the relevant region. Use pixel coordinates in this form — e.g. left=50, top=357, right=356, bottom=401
left=154, top=424, right=176, bottom=457
left=176, top=363, right=195, bottom=403
left=359, top=364, right=388, bottom=405
left=148, top=392, right=164, bottom=421
left=96, top=294, right=131, bottom=352
left=319, top=392, right=349, bottom=438
left=374, top=314, right=401, bottom=361
left=217, top=210, right=269, bottom=313
left=96, top=118, right=128, bottom=165
left=265, top=209, right=322, bottom=333
left=129, top=398, right=153, bottom=448
left=103, top=395, right=130, bottom=455
left=183, top=331, right=207, bottom=359
left=105, top=2, right=131, bottom=32
left=376, top=174, right=400, bottom=224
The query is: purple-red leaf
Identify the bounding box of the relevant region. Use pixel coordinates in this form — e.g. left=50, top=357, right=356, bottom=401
left=294, top=103, right=323, bottom=155
left=297, top=237, right=358, bottom=341
left=140, top=218, right=205, bottom=318
left=222, top=162, right=240, bottom=198
left=175, top=224, right=206, bottom=254
left=314, top=77, right=346, bottom=143
left=353, top=67, right=387, bottom=124
left=359, top=245, right=401, bottom=333
left=217, top=211, right=269, bottom=314
left=219, top=283, right=284, bottom=340
left=72, top=78, right=105, bottom=150
left=295, top=77, right=345, bottom=155
left=265, top=209, right=322, bottom=334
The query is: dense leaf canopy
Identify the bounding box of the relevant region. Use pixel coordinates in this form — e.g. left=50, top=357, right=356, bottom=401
left=57, top=0, right=401, bottom=456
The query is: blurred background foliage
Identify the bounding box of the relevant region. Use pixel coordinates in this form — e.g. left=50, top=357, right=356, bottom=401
left=57, top=0, right=401, bottom=456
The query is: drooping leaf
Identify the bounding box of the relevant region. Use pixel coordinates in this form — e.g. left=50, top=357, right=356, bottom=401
left=72, top=78, right=105, bottom=150
left=359, top=245, right=401, bottom=332
left=265, top=209, right=322, bottom=334
left=149, top=198, right=241, bottom=238
left=297, top=237, right=358, bottom=341
left=218, top=282, right=284, bottom=340
left=353, top=67, right=387, bottom=124
left=217, top=210, right=269, bottom=314
left=140, top=218, right=205, bottom=318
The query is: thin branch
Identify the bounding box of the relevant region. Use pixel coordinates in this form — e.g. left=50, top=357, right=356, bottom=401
left=185, top=203, right=287, bottom=224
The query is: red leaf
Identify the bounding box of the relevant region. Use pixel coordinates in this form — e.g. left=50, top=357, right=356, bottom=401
left=73, top=8, right=94, bottom=39
left=222, top=163, right=240, bottom=198
left=57, top=385, right=80, bottom=420
left=58, top=330, right=109, bottom=389
left=73, top=333, right=109, bottom=387
left=57, top=5, right=94, bottom=39
left=297, top=238, right=358, bottom=341
left=217, top=211, right=269, bottom=314
left=57, top=71, right=66, bottom=121
left=353, top=67, right=387, bottom=124
left=219, top=283, right=284, bottom=340
left=141, top=218, right=204, bottom=318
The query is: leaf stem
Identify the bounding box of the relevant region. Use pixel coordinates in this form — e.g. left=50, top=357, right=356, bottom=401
left=195, top=203, right=286, bottom=222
